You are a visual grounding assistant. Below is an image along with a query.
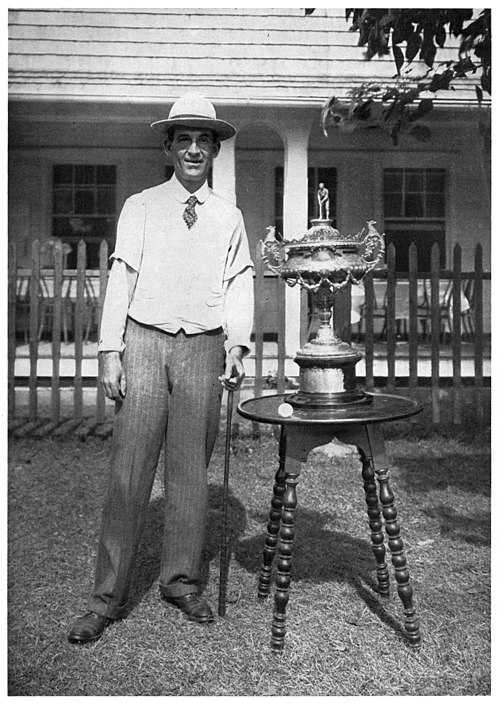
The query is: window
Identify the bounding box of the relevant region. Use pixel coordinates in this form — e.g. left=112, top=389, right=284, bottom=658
left=384, top=168, right=446, bottom=272
left=52, top=164, right=117, bottom=268
left=274, top=167, right=337, bottom=237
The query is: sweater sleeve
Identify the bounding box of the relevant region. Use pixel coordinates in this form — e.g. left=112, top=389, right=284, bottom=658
left=223, top=211, right=254, bottom=282
left=97, top=259, right=138, bottom=353
left=223, top=266, right=254, bottom=355
left=110, top=193, right=145, bottom=272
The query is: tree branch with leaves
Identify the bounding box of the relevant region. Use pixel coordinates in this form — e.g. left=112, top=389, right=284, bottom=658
left=315, top=8, right=491, bottom=144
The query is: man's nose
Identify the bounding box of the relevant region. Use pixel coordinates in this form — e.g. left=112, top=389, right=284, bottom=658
left=187, top=139, right=201, bottom=155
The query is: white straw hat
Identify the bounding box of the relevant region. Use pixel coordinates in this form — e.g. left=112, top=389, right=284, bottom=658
left=151, top=93, right=236, bottom=141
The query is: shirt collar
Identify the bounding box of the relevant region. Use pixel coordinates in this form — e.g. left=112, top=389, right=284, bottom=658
left=169, top=174, right=210, bottom=204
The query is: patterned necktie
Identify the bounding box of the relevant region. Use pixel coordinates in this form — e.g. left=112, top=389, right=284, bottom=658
left=183, top=195, right=199, bottom=229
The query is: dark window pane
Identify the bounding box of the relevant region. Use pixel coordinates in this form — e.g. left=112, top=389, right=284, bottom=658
left=96, top=188, right=116, bottom=214
left=96, top=165, right=116, bottom=184
left=426, top=170, right=445, bottom=192
left=426, top=193, right=445, bottom=217
left=53, top=164, right=73, bottom=185
left=93, top=217, right=115, bottom=237
left=53, top=188, right=73, bottom=214
left=53, top=218, right=71, bottom=237
left=384, top=170, right=402, bottom=192
left=86, top=242, right=101, bottom=269
left=75, top=165, right=95, bottom=184
left=406, top=171, right=424, bottom=191
left=405, top=194, right=424, bottom=217
left=75, top=190, right=95, bottom=214
left=384, top=193, right=402, bottom=217
left=384, top=227, right=445, bottom=272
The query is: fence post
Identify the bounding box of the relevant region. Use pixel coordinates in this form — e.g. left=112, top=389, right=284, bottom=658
left=408, top=243, right=418, bottom=401
left=253, top=242, right=264, bottom=401
left=386, top=243, right=396, bottom=392
left=430, top=243, right=441, bottom=425
left=474, top=244, right=484, bottom=424
left=452, top=245, right=462, bottom=425
left=95, top=240, right=109, bottom=424
left=74, top=240, right=86, bottom=424
left=29, top=239, right=41, bottom=422
left=51, top=239, right=63, bottom=424
left=363, top=272, right=375, bottom=391
left=8, top=243, right=17, bottom=417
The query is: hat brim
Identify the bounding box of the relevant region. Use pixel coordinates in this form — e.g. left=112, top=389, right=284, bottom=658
left=150, top=116, right=236, bottom=141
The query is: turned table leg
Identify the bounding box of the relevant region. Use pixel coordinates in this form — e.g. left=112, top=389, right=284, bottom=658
left=259, top=427, right=287, bottom=599
left=359, top=451, right=390, bottom=597
left=337, top=423, right=421, bottom=647
left=366, top=425, right=421, bottom=648
left=375, top=464, right=421, bottom=647
left=271, top=466, right=299, bottom=652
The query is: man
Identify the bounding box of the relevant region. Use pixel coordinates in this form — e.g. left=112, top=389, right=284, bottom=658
left=68, top=94, right=254, bottom=644
left=317, top=182, right=330, bottom=220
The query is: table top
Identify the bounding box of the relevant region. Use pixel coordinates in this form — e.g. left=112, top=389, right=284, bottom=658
left=237, top=392, right=422, bottom=427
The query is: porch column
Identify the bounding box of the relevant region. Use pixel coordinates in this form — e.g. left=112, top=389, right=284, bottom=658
left=212, top=137, right=236, bottom=204
left=283, top=127, right=309, bottom=364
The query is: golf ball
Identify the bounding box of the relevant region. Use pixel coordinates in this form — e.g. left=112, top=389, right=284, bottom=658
left=278, top=402, right=294, bottom=418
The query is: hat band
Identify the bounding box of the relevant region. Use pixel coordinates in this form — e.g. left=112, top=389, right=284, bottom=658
left=169, top=113, right=214, bottom=120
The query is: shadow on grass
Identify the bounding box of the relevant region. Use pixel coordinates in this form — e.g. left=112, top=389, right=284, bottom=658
left=126, top=485, right=247, bottom=614
left=235, top=507, right=411, bottom=644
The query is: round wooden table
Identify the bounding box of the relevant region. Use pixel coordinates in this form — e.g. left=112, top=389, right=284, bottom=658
left=237, top=392, right=422, bottom=652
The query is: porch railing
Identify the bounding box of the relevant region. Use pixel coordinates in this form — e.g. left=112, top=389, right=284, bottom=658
left=8, top=238, right=490, bottom=428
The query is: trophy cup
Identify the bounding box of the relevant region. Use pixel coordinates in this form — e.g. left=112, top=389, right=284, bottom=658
left=261, top=193, right=384, bottom=409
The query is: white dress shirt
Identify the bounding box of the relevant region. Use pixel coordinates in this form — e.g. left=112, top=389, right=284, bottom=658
left=98, top=175, right=254, bottom=354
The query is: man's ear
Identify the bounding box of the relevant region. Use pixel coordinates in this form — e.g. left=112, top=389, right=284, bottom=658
left=212, top=140, right=221, bottom=158
left=163, top=138, right=171, bottom=156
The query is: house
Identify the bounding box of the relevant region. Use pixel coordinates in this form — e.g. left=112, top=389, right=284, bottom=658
left=8, top=7, right=491, bottom=370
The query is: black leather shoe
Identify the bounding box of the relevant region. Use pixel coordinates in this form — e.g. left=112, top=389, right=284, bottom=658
left=68, top=612, right=112, bottom=644
left=162, top=593, right=215, bottom=624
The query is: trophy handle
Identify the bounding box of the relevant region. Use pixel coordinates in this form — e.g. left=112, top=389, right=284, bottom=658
left=260, top=234, right=286, bottom=276
left=358, top=221, right=385, bottom=272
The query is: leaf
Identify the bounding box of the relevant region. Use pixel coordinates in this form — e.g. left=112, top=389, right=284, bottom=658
left=406, top=32, right=422, bottom=63
left=415, top=98, right=434, bottom=119
left=392, top=44, right=404, bottom=74
left=392, top=18, right=413, bottom=45
left=435, top=24, right=446, bottom=48
left=421, top=41, right=437, bottom=68
left=481, top=70, right=491, bottom=95
left=304, top=8, right=315, bottom=16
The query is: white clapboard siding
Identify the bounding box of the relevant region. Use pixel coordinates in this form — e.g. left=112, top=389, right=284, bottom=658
left=8, top=8, right=483, bottom=105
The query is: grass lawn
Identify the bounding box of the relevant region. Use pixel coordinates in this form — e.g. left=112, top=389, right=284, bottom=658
left=8, top=410, right=490, bottom=696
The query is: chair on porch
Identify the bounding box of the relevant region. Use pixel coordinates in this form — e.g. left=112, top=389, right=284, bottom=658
left=83, top=275, right=100, bottom=342
left=419, top=279, right=474, bottom=343
left=15, top=273, right=31, bottom=344
left=37, top=274, right=72, bottom=344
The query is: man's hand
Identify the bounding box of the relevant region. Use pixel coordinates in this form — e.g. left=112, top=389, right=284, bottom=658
left=219, top=345, right=246, bottom=391
left=100, top=351, right=127, bottom=401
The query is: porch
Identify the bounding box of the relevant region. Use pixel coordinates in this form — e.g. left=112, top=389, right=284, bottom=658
left=8, top=238, right=490, bottom=428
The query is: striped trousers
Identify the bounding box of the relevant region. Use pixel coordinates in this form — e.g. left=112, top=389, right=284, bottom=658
left=88, top=317, right=225, bottom=619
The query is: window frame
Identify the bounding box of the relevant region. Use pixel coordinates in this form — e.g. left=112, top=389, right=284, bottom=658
left=383, top=167, right=446, bottom=272
left=52, top=163, right=117, bottom=269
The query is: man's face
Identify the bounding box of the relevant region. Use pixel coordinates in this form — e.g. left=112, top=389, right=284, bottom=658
left=165, top=128, right=219, bottom=190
